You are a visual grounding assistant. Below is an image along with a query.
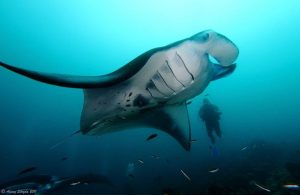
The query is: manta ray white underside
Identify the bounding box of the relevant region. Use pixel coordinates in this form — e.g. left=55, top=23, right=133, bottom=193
left=0, top=30, right=239, bottom=150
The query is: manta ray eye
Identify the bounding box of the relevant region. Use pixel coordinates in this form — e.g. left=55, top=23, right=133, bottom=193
left=192, top=32, right=210, bottom=42
left=202, top=32, right=209, bottom=42
left=133, top=94, right=149, bottom=108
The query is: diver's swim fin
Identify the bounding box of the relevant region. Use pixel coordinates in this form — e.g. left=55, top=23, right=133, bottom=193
left=210, top=145, right=220, bottom=157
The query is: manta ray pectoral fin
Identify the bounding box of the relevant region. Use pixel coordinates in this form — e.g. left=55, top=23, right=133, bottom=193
left=0, top=49, right=157, bottom=88
left=143, top=103, right=191, bottom=151
left=211, top=63, right=236, bottom=81
left=0, top=61, right=122, bottom=88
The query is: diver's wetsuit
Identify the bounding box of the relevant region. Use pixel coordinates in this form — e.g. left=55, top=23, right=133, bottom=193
left=199, top=100, right=222, bottom=144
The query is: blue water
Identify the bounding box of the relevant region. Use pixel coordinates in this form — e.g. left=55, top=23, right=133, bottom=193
left=0, top=1, right=300, bottom=194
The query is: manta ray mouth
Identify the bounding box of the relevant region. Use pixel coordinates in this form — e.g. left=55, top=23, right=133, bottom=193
left=211, top=62, right=236, bottom=81
left=208, top=54, right=235, bottom=68
left=208, top=55, right=219, bottom=65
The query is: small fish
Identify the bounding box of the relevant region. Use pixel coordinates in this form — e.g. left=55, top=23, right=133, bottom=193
left=186, top=101, right=192, bottom=105
left=283, top=184, right=300, bottom=189
left=204, top=94, right=209, bottom=96
left=138, top=160, right=144, bottom=164
left=18, top=167, right=37, bottom=176
left=151, top=155, right=160, bottom=159
left=190, top=139, right=197, bottom=143
left=180, top=169, right=191, bottom=181
left=254, top=182, right=271, bottom=192
left=241, top=146, right=248, bottom=151
left=128, top=174, right=134, bottom=179
left=70, top=181, right=81, bottom=186
left=146, top=133, right=158, bottom=141
left=209, top=168, right=219, bottom=173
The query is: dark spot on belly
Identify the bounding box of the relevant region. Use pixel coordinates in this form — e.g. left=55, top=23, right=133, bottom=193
left=158, top=101, right=167, bottom=105
left=118, top=115, right=126, bottom=120
left=125, top=104, right=131, bottom=107
left=139, top=107, right=152, bottom=114
left=128, top=92, right=133, bottom=97
left=126, top=99, right=130, bottom=102
left=133, top=94, right=149, bottom=108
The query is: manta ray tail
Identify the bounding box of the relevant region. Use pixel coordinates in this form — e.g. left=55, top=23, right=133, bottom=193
left=49, top=130, right=80, bottom=150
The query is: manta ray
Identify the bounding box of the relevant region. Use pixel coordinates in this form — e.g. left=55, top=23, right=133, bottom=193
left=0, top=30, right=239, bottom=151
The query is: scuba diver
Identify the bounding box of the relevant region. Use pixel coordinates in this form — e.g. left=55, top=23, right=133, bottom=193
left=199, top=98, right=222, bottom=144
